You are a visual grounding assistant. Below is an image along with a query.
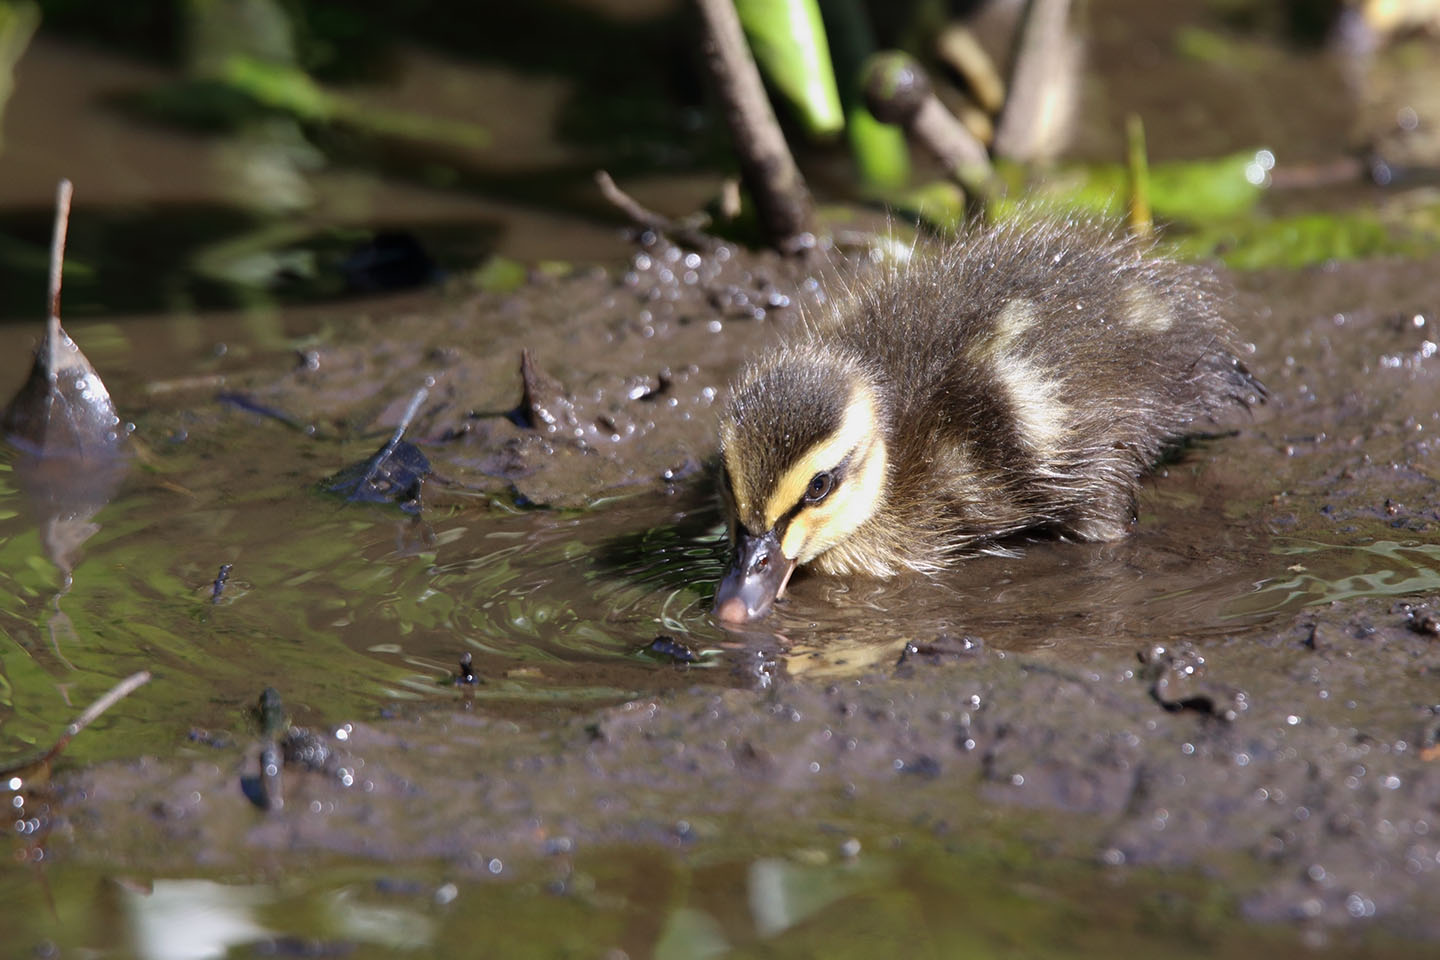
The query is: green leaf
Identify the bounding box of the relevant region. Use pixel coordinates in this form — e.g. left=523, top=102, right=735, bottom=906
left=1148, top=151, right=1265, bottom=223
left=846, top=105, right=910, bottom=189
left=878, top=180, right=967, bottom=233
left=217, top=55, right=490, bottom=150
left=0, top=0, right=39, bottom=154
left=990, top=151, right=1266, bottom=226
left=1165, top=211, right=1432, bottom=270
left=735, top=0, right=845, bottom=138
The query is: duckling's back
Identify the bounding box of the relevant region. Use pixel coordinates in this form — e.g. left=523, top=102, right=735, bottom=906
left=809, top=218, right=1261, bottom=569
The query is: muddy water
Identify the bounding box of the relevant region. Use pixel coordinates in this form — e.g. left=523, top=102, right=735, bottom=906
left=4, top=2, right=1440, bottom=958
left=2, top=235, right=1440, bottom=957
left=0, top=239, right=1321, bottom=741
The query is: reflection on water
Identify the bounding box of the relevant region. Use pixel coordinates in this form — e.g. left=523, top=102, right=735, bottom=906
left=123, top=880, right=275, bottom=960
left=3, top=834, right=1415, bottom=960
left=1230, top=538, right=1440, bottom=617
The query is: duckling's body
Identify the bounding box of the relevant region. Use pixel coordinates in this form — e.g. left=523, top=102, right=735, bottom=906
left=714, top=218, right=1263, bottom=622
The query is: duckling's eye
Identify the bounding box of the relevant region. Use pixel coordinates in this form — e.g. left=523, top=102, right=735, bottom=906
left=805, top=471, right=835, bottom=504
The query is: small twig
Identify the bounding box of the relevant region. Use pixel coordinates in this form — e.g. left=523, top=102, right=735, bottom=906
left=43, top=179, right=74, bottom=380
left=216, top=392, right=308, bottom=432
left=694, top=0, right=817, bottom=254
left=1125, top=113, right=1152, bottom=239
left=361, top=382, right=429, bottom=489
left=0, top=670, right=151, bottom=778
left=47, top=180, right=71, bottom=340
left=594, top=170, right=717, bottom=251
left=595, top=170, right=674, bottom=235
left=66, top=671, right=150, bottom=739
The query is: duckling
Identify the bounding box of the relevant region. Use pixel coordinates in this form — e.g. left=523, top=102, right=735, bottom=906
left=713, top=218, right=1264, bottom=622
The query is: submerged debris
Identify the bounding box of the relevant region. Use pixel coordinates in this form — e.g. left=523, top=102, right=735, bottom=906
left=251, top=687, right=287, bottom=812
left=896, top=633, right=983, bottom=669
left=341, top=229, right=438, bottom=293
left=217, top=391, right=310, bottom=432
left=1138, top=642, right=1249, bottom=722
left=325, top=384, right=432, bottom=511
left=2, top=180, right=124, bottom=458
left=326, top=440, right=429, bottom=508
left=210, top=563, right=233, bottom=604
left=2, top=181, right=130, bottom=586
left=1405, top=605, right=1440, bottom=637
left=455, top=651, right=480, bottom=685
left=245, top=687, right=352, bottom=812
left=283, top=726, right=338, bottom=774
left=641, top=635, right=698, bottom=664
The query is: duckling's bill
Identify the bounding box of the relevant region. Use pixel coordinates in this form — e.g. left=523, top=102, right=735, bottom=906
left=713, top=370, right=889, bottom=622
left=713, top=528, right=797, bottom=622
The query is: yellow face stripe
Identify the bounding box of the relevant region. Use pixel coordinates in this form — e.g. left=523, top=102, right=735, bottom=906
left=763, top=385, right=880, bottom=530
left=781, top=431, right=888, bottom=563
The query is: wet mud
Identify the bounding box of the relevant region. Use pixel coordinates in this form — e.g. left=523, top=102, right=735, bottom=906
left=5, top=234, right=1440, bottom=954
left=4, top=1, right=1440, bottom=953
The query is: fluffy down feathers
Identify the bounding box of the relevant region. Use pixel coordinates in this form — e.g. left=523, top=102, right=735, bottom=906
left=718, top=218, right=1263, bottom=583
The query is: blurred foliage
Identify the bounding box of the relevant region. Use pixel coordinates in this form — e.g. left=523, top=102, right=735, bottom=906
left=215, top=55, right=490, bottom=148
left=989, top=149, right=1440, bottom=269
left=880, top=179, right=967, bottom=229
left=5, top=0, right=1439, bottom=307
left=0, top=0, right=38, bottom=153
left=471, top=255, right=529, bottom=295
left=40, top=0, right=708, bottom=160
left=1173, top=24, right=1274, bottom=67
left=736, top=0, right=845, bottom=138
left=1206, top=0, right=1347, bottom=46
left=1170, top=210, right=1436, bottom=269
left=823, top=0, right=911, bottom=189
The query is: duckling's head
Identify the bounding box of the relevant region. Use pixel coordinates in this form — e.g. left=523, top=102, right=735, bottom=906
left=714, top=347, right=890, bottom=622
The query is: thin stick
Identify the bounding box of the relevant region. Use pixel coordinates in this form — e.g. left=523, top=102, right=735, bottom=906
left=0, top=670, right=151, bottom=778
left=47, top=179, right=72, bottom=344
left=863, top=53, right=995, bottom=210
left=64, top=670, right=150, bottom=739
left=386, top=383, right=429, bottom=451
left=595, top=170, right=672, bottom=234
left=594, top=170, right=716, bottom=250
left=359, top=383, right=429, bottom=488
left=694, top=0, right=817, bottom=254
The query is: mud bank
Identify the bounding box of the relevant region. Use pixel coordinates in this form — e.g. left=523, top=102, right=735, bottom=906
left=4, top=236, right=1438, bottom=954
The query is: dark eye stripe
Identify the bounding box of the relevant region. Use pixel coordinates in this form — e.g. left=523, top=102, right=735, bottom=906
left=783, top=449, right=855, bottom=525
